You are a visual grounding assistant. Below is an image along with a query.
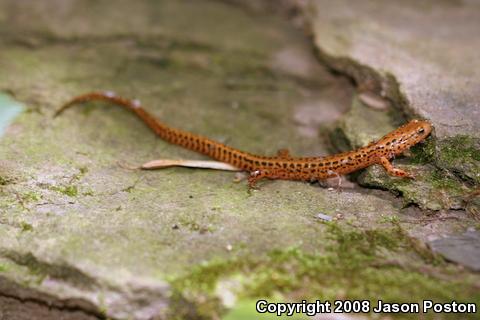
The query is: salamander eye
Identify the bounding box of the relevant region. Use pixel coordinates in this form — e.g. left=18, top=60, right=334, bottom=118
left=417, top=128, right=425, bottom=134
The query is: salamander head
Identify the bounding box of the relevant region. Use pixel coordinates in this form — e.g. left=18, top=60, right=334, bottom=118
left=380, top=119, right=432, bottom=156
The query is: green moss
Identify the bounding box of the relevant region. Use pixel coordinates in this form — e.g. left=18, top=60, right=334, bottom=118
left=0, top=176, right=13, bottom=185
left=177, top=216, right=214, bottom=233
left=437, top=135, right=480, bottom=184
left=0, top=264, right=7, bottom=272
left=79, top=166, right=89, bottom=175
left=82, top=189, right=94, bottom=196
left=20, top=222, right=33, bottom=232
left=440, top=135, right=480, bottom=163
left=359, top=162, right=470, bottom=210
left=52, top=185, right=79, bottom=197
left=379, top=215, right=400, bottom=224
left=325, top=222, right=400, bottom=261
left=427, top=169, right=465, bottom=194
left=410, top=137, right=435, bottom=164
left=170, top=223, right=475, bottom=320
left=223, top=299, right=309, bottom=320
left=21, top=191, right=41, bottom=202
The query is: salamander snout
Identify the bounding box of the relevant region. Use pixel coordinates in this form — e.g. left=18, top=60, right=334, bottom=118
left=411, top=119, right=432, bottom=141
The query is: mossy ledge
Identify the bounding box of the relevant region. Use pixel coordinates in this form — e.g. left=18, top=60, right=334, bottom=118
left=168, top=222, right=479, bottom=320
left=309, top=22, right=479, bottom=208
left=332, top=96, right=474, bottom=211
left=0, top=250, right=99, bottom=290
left=436, top=135, right=480, bottom=185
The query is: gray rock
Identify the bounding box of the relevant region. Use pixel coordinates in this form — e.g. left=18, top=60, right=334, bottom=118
left=429, top=230, right=480, bottom=271
left=308, top=0, right=480, bottom=138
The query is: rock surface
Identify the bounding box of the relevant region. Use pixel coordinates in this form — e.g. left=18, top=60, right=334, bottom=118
left=429, top=229, right=480, bottom=272
left=307, top=0, right=480, bottom=210
left=308, top=0, right=480, bottom=138
left=0, top=1, right=479, bottom=319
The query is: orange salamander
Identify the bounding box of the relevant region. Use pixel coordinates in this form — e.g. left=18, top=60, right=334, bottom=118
left=56, top=91, right=432, bottom=188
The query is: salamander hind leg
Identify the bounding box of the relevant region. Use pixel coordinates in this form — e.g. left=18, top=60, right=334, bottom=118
left=247, top=168, right=288, bottom=190
left=248, top=170, right=268, bottom=190
left=379, top=157, right=414, bottom=179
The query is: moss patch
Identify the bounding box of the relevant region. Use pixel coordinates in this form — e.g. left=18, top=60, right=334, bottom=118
left=21, top=191, right=41, bottom=203
left=410, top=137, right=436, bottom=165
left=0, top=176, right=13, bottom=186
left=51, top=185, right=79, bottom=197
left=223, top=299, right=309, bottom=320
left=170, top=222, right=478, bottom=320
left=359, top=164, right=470, bottom=211
left=20, top=222, right=33, bottom=232
left=436, top=135, right=480, bottom=185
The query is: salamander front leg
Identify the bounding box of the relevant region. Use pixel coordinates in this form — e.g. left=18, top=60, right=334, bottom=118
left=379, top=157, right=414, bottom=178
left=327, top=170, right=342, bottom=190
left=276, top=149, right=292, bottom=159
